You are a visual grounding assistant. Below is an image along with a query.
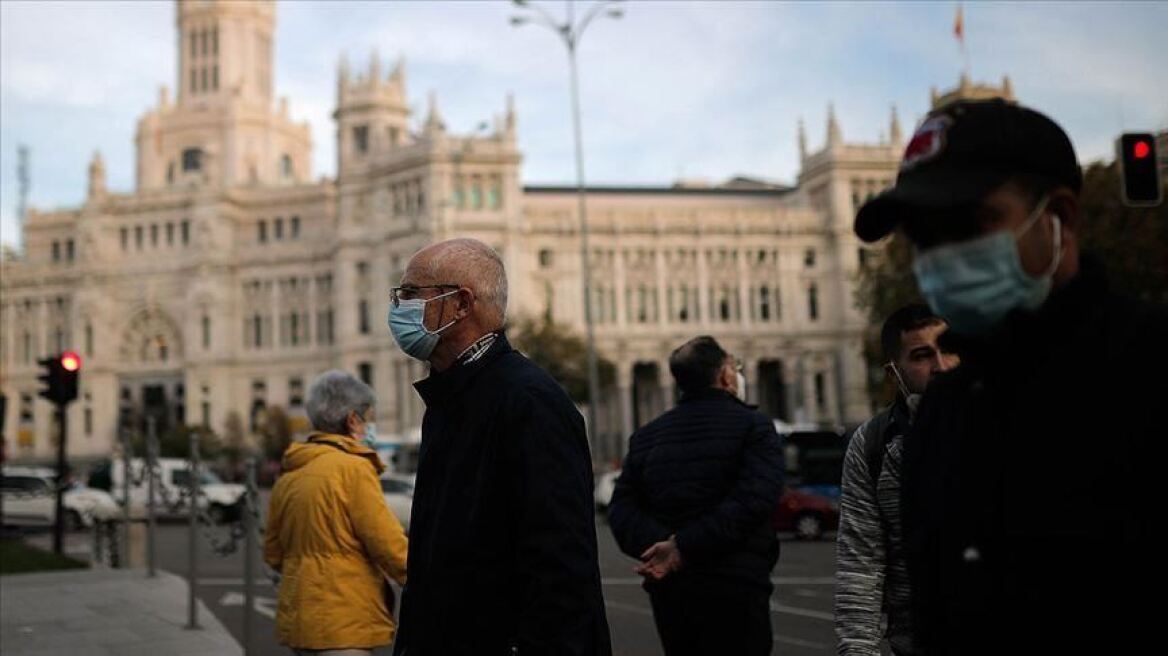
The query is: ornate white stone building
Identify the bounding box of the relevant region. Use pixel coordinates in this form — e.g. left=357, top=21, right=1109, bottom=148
left=3, top=0, right=991, bottom=468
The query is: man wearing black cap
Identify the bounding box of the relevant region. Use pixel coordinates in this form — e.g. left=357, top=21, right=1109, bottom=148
left=854, top=99, right=1166, bottom=653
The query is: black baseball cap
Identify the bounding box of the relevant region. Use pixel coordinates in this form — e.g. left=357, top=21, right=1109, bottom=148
left=854, top=99, right=1082, bottom=243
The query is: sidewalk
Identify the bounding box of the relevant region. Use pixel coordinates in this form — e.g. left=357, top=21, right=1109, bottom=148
left=0, top=568, right=242, bottom=656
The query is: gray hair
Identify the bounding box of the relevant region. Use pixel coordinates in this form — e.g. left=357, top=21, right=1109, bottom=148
left=305, top=370, right=375, bottom=435
left=426, top=238, right=508, bottom=327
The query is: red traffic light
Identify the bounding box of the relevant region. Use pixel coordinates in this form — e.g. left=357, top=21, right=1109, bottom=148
left=1133, top=140, right=1151, bottom=160
left=61, top=351, right=82, bottom=372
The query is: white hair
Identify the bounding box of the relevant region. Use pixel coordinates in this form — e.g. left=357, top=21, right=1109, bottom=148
left=426, top=238, right=508, bottom=327
left=305, top=370, right=375, bottom=435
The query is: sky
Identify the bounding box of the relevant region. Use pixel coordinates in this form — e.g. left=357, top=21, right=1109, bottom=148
left=2, top=0, right=1166, bottom=249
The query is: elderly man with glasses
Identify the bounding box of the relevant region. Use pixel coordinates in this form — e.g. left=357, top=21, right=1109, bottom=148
left=387, top=238, right=611, bottom=656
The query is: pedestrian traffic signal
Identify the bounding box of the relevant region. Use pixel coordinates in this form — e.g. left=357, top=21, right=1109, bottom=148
left=1118, top=133, right=1163, bottom=206
left=36, top=351, right=82, bottom=405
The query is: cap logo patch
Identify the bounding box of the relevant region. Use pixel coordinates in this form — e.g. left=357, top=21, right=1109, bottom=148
left=901, top=115, right=953, bottom=172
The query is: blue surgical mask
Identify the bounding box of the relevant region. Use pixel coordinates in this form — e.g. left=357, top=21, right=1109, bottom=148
left=388, top=289, right=460, bottom=360
left=360, top=422, right=378, bottom=449
left=912, top=195, right=1062, bottom=336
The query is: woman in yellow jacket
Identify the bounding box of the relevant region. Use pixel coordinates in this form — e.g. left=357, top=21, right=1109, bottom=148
left=265, top=370, right=408, bottom=655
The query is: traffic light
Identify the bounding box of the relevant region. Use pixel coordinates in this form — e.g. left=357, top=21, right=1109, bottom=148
left=36, top=351, right=82, bottom=405
left=1118, top=133, right=1163, bottom=206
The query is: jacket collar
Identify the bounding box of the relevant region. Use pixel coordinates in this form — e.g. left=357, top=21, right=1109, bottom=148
left=303, top=432, right=386, bottom=474
left=678, top=387, right=750, bottom=407
left=414, top=331, right=513, bottom=407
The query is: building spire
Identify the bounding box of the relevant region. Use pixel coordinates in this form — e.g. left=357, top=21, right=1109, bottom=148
left=369, top=48, right=381, bottom=85
left=505, top=92, right=516, bottom=134
left=337, top=53, right=350, bottom=97
left=797, top=117, right=807, bottom=160
left=87, top=150, right=106, bottom=200
left=424, top=91, right=446, bottom=135
left=826, top=103, right=841, bottom=146
left=889, top=104, right=903, bottom=145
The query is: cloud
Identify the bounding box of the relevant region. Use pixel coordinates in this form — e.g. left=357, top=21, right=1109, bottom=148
left=3, top=0, right=1166, bottom=248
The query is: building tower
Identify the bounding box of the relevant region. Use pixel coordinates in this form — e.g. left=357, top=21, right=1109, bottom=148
left=135, top=0, right=311, bottom=192
left=334, top=52, right=412, bottom=179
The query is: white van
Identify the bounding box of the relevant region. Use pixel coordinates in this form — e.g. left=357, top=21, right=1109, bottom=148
left=0, top=466, right=121, bottom=530
left=110, top=458, right=245, bottom=523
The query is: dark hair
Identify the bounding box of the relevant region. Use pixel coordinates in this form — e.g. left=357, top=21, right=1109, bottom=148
left=881, top=304, right=944, bottom=362
left=669, top=336, right=729, bottom=395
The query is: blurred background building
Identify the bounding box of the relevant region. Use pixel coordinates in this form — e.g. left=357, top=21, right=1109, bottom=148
left=1, top=0, right=1009, bottom=468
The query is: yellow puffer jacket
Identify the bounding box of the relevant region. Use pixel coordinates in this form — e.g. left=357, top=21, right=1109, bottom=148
left=264, top=433, right=408, bottom=649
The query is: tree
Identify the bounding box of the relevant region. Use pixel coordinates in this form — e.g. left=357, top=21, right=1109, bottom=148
left=257, top=405, right=293, bottom=462
left=218, top=411, right=249, bottom=481
left=509, top=315, right=616, bottom=403
left=155, top=423, right=221, bottom=460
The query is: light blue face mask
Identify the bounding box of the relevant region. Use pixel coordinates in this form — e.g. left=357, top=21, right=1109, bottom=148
left=912, top=195, right=1062, bottom=336
left=388, top=289, right=460, bottom=360
left=360, top=422, right=378, bottom=449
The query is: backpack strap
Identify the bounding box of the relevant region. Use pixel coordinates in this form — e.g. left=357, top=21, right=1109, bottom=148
left=862, top=407, right=895, bottom=491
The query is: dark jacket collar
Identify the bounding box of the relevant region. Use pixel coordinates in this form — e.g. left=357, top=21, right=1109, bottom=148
left=678, top=387, right=751, bottom=407
left=414, top=331, right=512, bottom=407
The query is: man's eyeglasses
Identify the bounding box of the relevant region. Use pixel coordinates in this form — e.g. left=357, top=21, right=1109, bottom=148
left=389, top=284, right=461, bottom=308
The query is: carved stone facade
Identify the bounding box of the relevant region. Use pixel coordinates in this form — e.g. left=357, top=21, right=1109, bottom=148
left=2, top=0, right=968, bottom=467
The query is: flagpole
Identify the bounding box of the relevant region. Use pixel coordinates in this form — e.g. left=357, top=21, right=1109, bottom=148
left=955, top=3, right=969, bottom=79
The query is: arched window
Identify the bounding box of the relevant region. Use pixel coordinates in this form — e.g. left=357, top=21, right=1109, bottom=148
left=280, top=154, right=293, bottom=179
left=182, top=148, right=203, bottom=172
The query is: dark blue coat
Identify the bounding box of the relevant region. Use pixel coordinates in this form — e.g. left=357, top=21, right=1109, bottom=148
left=608, top=388, right=784, bottom=590
left=393, top=334, right=611, bottom=656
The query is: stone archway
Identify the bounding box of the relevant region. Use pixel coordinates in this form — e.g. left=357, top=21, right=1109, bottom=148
left=119, top=307, right=184, bottom=366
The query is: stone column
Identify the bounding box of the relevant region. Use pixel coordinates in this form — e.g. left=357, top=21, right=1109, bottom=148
left=615, top=248, right=628, bottom=327
left=737, top=247, right=750, bottom=329
left=617, top=363, right=634, bottom=448
left=655, top=250, right=667, bottom=326
left=743, top=357, right=760, bottom=405
left=803, top=359, right=820, bottom=425
left=782, top=355, right=802, bottom=424
left=697, top=248, right=710, bottom=328
left=658, top=359, right=674, bottom=412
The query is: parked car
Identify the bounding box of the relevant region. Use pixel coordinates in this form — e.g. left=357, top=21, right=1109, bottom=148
left=380, top=473, right=415, bottom=532
left=594, top=469, right=621, bottom=513
left=1, top=466, right=121, bottom=530
left=108, top=458, right=246, bottom=523
left=773, top=485, right=840, bottom=541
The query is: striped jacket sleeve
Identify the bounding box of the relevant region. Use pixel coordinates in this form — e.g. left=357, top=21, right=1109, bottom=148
left=834, top=419, right=886, bottom=656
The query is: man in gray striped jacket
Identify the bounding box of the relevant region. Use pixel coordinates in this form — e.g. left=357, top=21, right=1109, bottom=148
left=835, top=305, right=959, bottom=655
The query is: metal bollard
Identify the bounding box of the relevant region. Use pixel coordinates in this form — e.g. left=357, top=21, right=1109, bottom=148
left=146, top=417, right=158, bottom=578
left=186, top=431, right=201, bottom=630
left=92, top=519, right=104, bottom=567
left=108, top=521, right=121, bottom=568
left=120, top=431, right=132, bottom=569
left=242, top=457, right=258, bottom=655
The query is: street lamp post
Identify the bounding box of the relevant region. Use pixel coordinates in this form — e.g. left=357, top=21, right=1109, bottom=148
left=511, top=0, right=623, bottom=458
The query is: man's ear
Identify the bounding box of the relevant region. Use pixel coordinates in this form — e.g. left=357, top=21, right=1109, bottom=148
left=457, top=288, right=475, bottom=319
left=1048, top=187, right=1079, bottom=234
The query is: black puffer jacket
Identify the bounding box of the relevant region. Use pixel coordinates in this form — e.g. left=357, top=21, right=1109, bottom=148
left=902, top=258, right=1168, bottom=654
left=608, top=389, right=784, bottom=590
left=393, top=334, right=611, bottom=656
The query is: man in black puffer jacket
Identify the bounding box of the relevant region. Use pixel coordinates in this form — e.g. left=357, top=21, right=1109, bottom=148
left=609, top=336, right=784, bottom=656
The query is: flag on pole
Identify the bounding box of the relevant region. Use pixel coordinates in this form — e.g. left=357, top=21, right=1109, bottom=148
left=954, top=4, right=965, bottom=43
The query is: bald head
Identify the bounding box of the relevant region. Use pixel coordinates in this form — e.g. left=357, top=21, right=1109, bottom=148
left=409, top=238, right=508, bottom=328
